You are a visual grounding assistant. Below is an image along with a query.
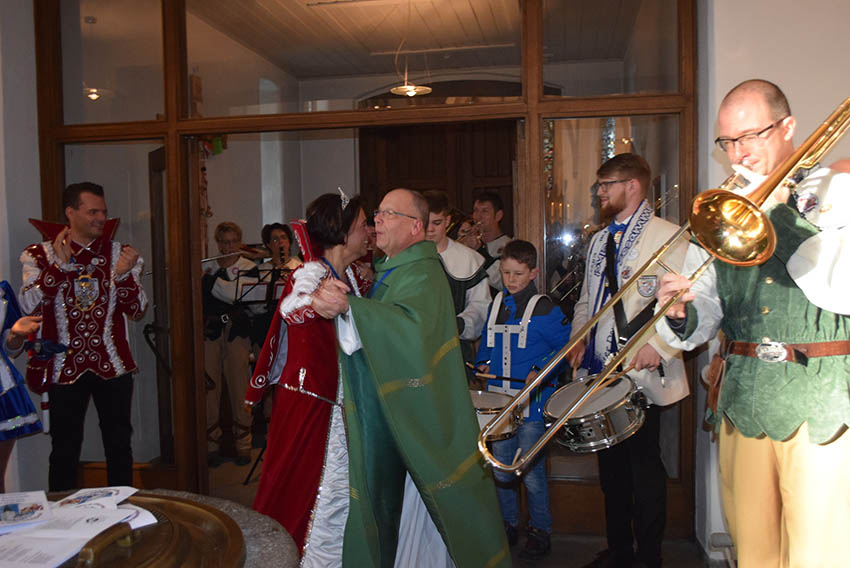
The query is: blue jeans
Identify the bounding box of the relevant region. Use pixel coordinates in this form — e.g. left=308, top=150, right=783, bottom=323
left=491, top=420, right=552, bottom=533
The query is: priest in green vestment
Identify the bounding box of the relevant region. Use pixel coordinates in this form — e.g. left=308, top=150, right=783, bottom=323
left=313, top=189, right=510, bottom=568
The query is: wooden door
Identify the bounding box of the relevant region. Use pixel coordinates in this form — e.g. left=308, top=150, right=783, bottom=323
left=359, top=120, right=516, bottom=230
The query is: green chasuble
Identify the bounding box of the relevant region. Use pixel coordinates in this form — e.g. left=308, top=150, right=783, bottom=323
left=339, top=240, right=510, bottom=568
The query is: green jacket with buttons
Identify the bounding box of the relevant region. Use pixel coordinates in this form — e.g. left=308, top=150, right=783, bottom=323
left=685, top=203, right=850, bottom=443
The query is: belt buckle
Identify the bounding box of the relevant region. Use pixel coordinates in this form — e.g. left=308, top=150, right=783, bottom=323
left=755, top=341, right=787, bottom=363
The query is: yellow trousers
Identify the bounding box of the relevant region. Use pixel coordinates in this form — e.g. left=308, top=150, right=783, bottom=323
left=719, top=418, right=850, bottom=567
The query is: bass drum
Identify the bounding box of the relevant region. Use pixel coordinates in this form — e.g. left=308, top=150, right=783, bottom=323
left=469, top=390, right=521, bottom=441
left=543, top=376, right=646, bottom=453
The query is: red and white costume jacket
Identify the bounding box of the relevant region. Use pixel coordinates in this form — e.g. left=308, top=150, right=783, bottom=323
left=20, top=220, right=147, bottom=392
left=244, top=260, right=370, bottom=406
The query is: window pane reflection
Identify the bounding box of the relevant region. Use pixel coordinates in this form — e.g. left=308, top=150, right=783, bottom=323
left=542, top=0, right=678, bottom=97
left=185, top=0, right=522, bottom=116
left=61, top=0, right=164, bottom=124
left=543, top=114, right=681, bottom=479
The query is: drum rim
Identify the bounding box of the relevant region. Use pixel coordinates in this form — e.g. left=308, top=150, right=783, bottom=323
left=557, top=411, right=646, bottom=453
left=469, top=389, right=514, bottom=414
left=543, top=376, right=638, bottom=423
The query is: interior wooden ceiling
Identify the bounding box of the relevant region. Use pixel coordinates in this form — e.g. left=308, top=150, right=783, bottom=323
left=184, top=0, right=644, bottom=80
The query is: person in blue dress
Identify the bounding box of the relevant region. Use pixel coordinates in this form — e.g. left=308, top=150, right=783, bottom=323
left=0, top=281, right=43, bottom=491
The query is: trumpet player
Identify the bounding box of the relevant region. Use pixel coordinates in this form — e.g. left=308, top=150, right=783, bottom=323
left=566, top=153, right=689, bottom=568
left=656, top=79, right=850, bottom=567
left=472, top=190, right=512, bottom=294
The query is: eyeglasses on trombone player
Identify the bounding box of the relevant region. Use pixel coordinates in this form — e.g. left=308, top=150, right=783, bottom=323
left=478, top=97, right=850, bottom=476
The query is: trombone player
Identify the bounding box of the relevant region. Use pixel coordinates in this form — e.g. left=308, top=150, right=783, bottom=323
left=656, top=79, right=850, bottom=566
left=566, top=153, right=689, bottom=568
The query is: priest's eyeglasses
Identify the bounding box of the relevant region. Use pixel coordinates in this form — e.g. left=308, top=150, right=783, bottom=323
left=714, top=117, right=787, bottom=152
left=374, top=209, right=418, bottom=221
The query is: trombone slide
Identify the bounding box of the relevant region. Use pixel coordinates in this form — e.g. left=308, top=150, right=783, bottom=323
left=477, top=223, right=703, bottom=475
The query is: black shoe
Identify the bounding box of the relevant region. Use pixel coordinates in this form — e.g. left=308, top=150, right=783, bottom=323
left=504, top=522, right=518, bottom=547
left=582, top=549, right=634, bottom=568
left=519, top=527, right=551, bottom=560
left=233, top=454, right=252, bottom=466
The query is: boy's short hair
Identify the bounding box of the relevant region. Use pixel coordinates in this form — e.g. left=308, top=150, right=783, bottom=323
left=422, top=190, right=450, bottom=216
left=473, top=189, right=504, bottom=212
left=501, top=239, right=537, bottom=269
left=214, top=221, right=243, bottom=243
left=597, top=153, right=651, bottom=192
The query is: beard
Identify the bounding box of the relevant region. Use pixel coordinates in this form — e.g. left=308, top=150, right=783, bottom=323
left=600, top=195, right=626, bottom=220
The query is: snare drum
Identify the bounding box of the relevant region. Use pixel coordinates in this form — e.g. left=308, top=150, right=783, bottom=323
left=469, top=390, right=521, bottom=441
left=543, top=376, right=646, bottom=452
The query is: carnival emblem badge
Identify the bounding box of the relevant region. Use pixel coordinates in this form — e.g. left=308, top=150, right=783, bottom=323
left=795, top=191, right=818, bottom=216
left=637, top=275, right=657, bottom=298
left=74, top=273, right=99, bottom=311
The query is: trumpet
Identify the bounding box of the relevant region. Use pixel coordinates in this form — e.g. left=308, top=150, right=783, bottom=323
left=479, top=97, right=850, bottom=474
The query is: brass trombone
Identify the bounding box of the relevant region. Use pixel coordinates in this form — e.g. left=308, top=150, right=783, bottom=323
left=479, top=97, right=850, bottom=474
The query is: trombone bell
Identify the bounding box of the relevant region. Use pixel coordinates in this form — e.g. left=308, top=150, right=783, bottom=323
left=689, top=189, right=777, bottom=266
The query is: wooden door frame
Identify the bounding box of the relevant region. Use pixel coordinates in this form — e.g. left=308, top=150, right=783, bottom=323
left=32, top=0, right=698, bottom=523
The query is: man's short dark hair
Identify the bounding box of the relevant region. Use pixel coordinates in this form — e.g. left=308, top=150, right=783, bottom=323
left=63, top=182, right=104, bottom=210
left=723, top=78, right=791, bottom=121
left=501, top=239, right=537, bottom=270
left=261, top=223, right=293, bottom=247
left=306, top=193, right=363, bottom=251
left=597, top=153, right=651, bottom=193
left=422, top=190, right=450, bottom=216
left=473, top=190, right=503, bottom=213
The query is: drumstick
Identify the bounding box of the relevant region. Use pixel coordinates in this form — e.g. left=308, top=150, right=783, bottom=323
left=473, top=370, right=519, bottom=382
left=588, top=364, right=636, bottom=390
left=511, top=447, right=522, bottom=466
left=465, top=361, right=518, bottom=382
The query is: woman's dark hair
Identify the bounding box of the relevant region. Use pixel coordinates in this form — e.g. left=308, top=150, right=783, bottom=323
left=260, top=222, right=293, bottom=247
left=305, top=193, right=363, bottom=252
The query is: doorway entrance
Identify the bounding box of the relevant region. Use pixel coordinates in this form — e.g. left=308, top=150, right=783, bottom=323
left=359, top=120, right=517, bottom=227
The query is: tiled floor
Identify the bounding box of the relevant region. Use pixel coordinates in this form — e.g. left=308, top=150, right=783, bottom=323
left=210, top=451, right=710, bottom=567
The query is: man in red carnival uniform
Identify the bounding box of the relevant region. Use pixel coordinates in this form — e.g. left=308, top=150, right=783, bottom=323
left=20, top=182, right=147, bottom=491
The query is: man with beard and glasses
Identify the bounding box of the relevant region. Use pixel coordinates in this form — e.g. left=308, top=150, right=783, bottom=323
left=566, top=154, right=689, bottom=568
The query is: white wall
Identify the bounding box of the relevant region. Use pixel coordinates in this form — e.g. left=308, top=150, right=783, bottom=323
left=0, top=0, right=52, bottom=492
left=694, top=0, right=850, bottom=559
left=299, top=129, right=360, bottom=209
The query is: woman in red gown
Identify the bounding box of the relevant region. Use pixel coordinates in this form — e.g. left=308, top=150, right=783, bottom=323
left=245, top=193, right=370, bottom=566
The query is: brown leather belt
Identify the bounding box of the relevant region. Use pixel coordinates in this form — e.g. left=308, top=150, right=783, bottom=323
left=728, top=340, right=850, bottom=364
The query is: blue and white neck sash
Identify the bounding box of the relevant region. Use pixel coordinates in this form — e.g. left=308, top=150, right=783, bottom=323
left=584, top=199, right=654, bottom=368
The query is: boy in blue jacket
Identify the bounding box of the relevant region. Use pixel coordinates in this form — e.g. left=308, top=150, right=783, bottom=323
left=476, top=239, right=572, bottom=560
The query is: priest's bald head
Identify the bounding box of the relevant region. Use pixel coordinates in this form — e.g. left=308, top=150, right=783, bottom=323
left=374, top=188, right=429, bottom=258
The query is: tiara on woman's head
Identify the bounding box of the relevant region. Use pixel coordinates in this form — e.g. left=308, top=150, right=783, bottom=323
left=337, top=187, right=350, bottom=210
